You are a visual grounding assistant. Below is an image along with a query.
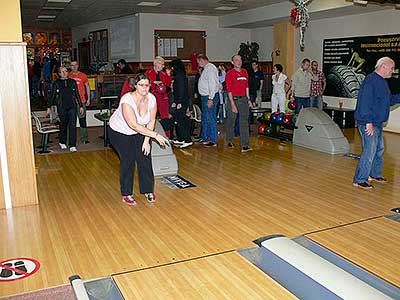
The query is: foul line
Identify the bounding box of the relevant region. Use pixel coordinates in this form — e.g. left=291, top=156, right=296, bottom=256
left=0, top=263, right=29, bottom=276
left=111, top=249, right=235, bottom=277
left=302, top=215, right=383, bottom=236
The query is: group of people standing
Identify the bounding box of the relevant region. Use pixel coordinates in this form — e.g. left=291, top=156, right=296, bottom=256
left=270, top=58, right=326, bottom=114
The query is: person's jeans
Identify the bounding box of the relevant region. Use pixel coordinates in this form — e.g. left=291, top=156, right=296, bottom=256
left=353, top=124, right=384, bottom=184
left=294, top=96, right=310, bottom=114
left=200, top=93, right=219, bottom=143
left=310, top=95, right=322, bottom=109
left=226, top=96, right=250, bottom=147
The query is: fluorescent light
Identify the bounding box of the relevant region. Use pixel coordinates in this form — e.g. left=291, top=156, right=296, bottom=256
left=353, top=0, right=368, bottom=5
left=215, top=6, right=238, bottom=10
left=37, top=15, right=57, bottom=18
left=184, top=9, right=204, bottom=13
left=47, top=0, right=71, bottom=2
left=137, top=2, right=161, bottom=6
left=42, top=6, right=64, bottom=10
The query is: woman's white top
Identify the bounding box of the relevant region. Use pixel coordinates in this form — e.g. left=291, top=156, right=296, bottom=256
left=109, top=92, right=156, bottom=135
left=272, top=73, right=287, bottom=96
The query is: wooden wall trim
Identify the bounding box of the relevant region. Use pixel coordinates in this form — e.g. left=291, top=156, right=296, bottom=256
left=0, top=44, right=38, bottom=208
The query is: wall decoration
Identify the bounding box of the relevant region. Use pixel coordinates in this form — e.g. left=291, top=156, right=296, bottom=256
left=49, top=32, right=60, bottom=47
left=323, top=34, right=400, bottom=98
left=35, top=32, right=48, bottom=46
left=23, top=33, right=34, bottom=46
left=154, top=30, right=205, bottom=59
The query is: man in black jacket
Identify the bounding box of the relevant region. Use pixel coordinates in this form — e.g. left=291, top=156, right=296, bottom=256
left=47, top=66, right=83, bottom=152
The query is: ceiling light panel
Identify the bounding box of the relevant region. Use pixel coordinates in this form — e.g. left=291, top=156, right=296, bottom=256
left=137, top=2, right=161, bottom=6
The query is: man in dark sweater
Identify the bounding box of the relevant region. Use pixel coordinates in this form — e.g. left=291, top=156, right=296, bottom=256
left=47, top=66, right=83, bottom=152
left=353, top=57, right=400, bottom=189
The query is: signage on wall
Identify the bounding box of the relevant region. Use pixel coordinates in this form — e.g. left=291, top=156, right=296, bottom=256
left=0, top=258, right=40, bottom=282
left=323, top=34, right=400, bottom=99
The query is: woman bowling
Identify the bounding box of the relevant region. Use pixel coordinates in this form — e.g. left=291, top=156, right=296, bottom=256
left=271, top=64, right=291, bottom=113
left=109, top=73, right=169, bottom=205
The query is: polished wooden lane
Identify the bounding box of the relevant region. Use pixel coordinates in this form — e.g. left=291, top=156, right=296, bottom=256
left=306, top=217, right=400, bottom=287
left=114, top=251, right=298, bottom=300
left=1, top=130, right=400, bottom=296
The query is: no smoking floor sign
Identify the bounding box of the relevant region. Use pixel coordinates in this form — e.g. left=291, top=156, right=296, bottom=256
left=0, top=258, right=40, bottom=282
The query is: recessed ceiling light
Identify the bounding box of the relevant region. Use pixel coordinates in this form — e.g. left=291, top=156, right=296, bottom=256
left=37, top=15, right=57, bottom=18
left=215, top=6, right=238, bottom=10
left=137, top=2, right=161, bottom=6
left=47, top=0, right=71, bottom=3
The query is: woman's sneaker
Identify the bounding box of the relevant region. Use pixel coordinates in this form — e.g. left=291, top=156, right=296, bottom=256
left=122, top=195, right=137, bottom=206
left=145, top=193, right=156, bottom=202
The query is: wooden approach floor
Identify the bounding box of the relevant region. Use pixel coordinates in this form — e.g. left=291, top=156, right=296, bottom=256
left=1, top=129, right=400, bottom=298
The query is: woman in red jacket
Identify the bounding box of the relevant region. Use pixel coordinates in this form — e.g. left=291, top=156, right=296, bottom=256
left=145, top=56, right=172, bottom=137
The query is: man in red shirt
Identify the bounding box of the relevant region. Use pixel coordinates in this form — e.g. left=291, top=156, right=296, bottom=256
left=225, top=55, right=253, bottom=152
left=120, top=77, right=135, bottom=97
left=69, top=61, right=90, bottom=143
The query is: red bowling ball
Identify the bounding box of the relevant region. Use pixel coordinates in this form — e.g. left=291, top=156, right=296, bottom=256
left=283, top=113, right=294, bottom=125
left=288, top=100, right=296, bottom=110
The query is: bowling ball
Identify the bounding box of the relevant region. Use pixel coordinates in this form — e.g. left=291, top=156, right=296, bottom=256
left=292, top=114, right=298, bottom=125
left=275, top=112, right=284, bottom=124
left=283, top=113, right=294, bottom=125
left=155, top=83, right=167, bottom=94
left=288, top=100, right=296, bottom=111
left=264, top=125, right=272, bottom=135
left=258, top=124, right=267, bottom=135
left=263, top=112, right=271, bottom=121
left=270, top=112, right=279, bottom=122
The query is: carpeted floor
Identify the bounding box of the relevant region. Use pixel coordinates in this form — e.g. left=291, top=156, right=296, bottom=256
left=33, top=126, right=109, bottom=155
left=0, top=285, right=77, bottom=300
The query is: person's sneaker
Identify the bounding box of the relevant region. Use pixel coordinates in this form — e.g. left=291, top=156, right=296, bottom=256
left=241, top=146, right=253, bottom=153
left=353, top=182, right=374, bottom=190
left=122, top=195, right=137, bottom=206
left=145, top=193, right=156, bottom=203
left=173, top=140, right=185, bottom=145
left=368, top=176, right=388, bottom=183
left=180, top=141, right=193, bottom=148
left=227, top=142, right=235, bottom=148
left=59, top=143, right=67, bottom=150
left=70, top=147, right=77, bottom=152
left=204, top=142, right=216, bottom=147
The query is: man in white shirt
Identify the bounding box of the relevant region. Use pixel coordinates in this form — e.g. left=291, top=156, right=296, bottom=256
left=197, top=54, right=220, bottom=147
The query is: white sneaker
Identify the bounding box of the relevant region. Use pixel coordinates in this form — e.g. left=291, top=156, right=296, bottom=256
left=70, top=147, right=77, bottom=152
left=180, top=142, right=193, bottom=148
left=59, top=143, right=67, bottom=150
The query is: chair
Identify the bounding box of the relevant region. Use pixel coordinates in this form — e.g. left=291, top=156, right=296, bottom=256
left=31, top=112, right=60, bottom=154
left=99, top=95, right=119, bottom=111
left=187, top=104, right=201, bottom=136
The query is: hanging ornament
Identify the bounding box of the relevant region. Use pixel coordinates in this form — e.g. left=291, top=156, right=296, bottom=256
left=290, top=0, right=312, bottom=50
left=290, top=7, right=298, bottom=24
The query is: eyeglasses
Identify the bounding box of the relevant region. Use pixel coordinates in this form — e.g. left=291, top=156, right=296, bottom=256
left=137, top=83, right=150, bottom=88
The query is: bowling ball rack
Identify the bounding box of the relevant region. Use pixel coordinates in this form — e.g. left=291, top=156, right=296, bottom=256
left=257, top=117, right=297, bottom=142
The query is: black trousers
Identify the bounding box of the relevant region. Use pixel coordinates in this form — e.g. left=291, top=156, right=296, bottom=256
left=108, top=127, right=154, bottom=196
left=58, top=107, right=77, bottom=147
left=175, top=109, right=191, bottom=143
